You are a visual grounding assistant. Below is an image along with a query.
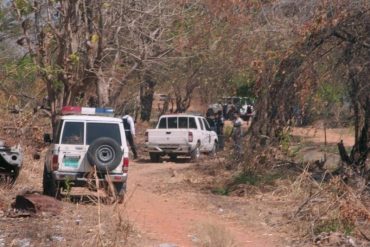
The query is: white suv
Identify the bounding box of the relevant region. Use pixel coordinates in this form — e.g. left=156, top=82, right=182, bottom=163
left=43, top=106, right=129, bottom=203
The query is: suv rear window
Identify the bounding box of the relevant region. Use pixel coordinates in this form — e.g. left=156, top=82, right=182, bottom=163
left=61, top=122, right=84, bottom=145
left=87, top=123, right=122, bottom=145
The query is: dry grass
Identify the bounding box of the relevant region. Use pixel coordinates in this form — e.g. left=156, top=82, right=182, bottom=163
left=0, top=108, right=140, bottom=247
left=277, top=167, right=370, bottom=243
left=194, top=222, right=237, bottom=247
left=0, top=147, right=135, bottom=247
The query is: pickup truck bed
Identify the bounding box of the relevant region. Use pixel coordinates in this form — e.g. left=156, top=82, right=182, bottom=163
left=146, top=129, right=193, bottom=154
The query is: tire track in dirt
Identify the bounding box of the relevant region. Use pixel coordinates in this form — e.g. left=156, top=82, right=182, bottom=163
left=125, top=162, right=279, bottom=247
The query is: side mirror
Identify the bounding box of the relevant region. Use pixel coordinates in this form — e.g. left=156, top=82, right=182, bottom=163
left=43, top=133, right=52, bottom=143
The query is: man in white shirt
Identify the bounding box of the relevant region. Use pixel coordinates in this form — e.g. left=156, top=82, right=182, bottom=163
left=122, top=111, right=138, bottom=159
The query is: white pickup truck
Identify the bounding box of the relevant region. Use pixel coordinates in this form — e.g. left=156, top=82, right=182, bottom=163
left=145, top=114, right=218, bottom=162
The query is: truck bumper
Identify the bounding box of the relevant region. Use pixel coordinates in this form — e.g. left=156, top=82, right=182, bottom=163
left=145, top=143, right=192, bottom=154
left=52, top=171, right=127, bottom=185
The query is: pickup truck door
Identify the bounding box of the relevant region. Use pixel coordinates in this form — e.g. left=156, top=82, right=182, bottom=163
left=201, top=118, right=213, bottom=151
left=195, top=117, right=208, bottom=151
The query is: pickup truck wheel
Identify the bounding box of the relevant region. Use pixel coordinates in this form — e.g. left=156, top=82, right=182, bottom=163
left=43, top=167, right=60, bottom=199
left=190, top=144, right=201, bottom=161
left=209, top=142, right=217, bottom=157
left=149, top=153, right=160, bottom=162
left=87, top=137, right=123, bottom=171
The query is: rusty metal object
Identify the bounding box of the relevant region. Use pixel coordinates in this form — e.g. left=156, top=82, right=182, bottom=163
left=11, top=193, right=62, bottom=216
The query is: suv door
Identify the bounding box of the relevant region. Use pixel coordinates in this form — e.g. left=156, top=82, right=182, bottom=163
left=86, top=121, right=124, bottom=173
left=58, top=121, right=88, bottom=172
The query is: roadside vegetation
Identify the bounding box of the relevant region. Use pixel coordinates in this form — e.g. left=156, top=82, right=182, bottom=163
left=0, top=0, right=369, bottom=246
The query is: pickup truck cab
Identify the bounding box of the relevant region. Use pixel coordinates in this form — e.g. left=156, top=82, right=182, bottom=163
left=43, top=106, right=129, bottom=203
left=145, top=114, right=218, bottom=162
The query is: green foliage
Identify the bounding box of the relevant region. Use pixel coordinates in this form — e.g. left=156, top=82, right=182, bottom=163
left=0, top=8, right=5, bottom=22
left=314, top=218, right=355, bottom=236
left=68, top=52, right=80, bottom=65
left=63, top=177, right=74, bottom=201
left=2, top=56, right=37, bottom=96
left=211, top=170, right=284, bottom=197
left=278, top=129, right=292, bottom=154
left=13, top=0, right=33, bottom=16
left=233, top=171, right=261, bottom=186
left=39, top=65, right=64, bottom=90
left=229, top=170, right=285, bottom=188
left=211, top=187, right=230, bottom=196
left=316, top=83, right=345, bottom=106
left=230, top=71, right=256, bottom=98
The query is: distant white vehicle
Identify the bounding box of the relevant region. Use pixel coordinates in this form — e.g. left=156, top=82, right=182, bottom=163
left=239, top=104, right=255, bottom=121
left=145, top=114, right=218, bottom=162
left=43, top=106, right=129, bottom=203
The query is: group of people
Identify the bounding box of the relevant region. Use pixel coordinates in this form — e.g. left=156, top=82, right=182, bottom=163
left=206, top=110, right=225, bottom=150
left=206, top=110, right=244, bottom=156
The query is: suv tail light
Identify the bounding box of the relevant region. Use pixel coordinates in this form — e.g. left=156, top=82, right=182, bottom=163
left=188, top=132, right=193, bottom=142
left=123, top=157, right=129, bottom=173
left=145, top=132, right=148, bottom=142
left=52, top=154, right=59, bottom=170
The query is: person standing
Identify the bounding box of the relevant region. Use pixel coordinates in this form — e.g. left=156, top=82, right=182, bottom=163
left=206, top=109, right=216, bottom=132
left=231, top=112, right=243, bottom=158
left=122, top=111, right=138, bottom=159
left=214, top=110, right=225, bottom=150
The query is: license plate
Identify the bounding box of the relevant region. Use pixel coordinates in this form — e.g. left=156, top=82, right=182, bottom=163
left=63, top=156, right=80, bottom=168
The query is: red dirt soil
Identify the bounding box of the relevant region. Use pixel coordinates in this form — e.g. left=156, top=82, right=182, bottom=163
left=125, top=162, right=280, bottom=246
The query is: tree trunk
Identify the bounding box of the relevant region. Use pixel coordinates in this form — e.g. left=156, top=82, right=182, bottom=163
left=140, top=73, right=156, bottom=121
left=96, top=69, right=109, bottom=106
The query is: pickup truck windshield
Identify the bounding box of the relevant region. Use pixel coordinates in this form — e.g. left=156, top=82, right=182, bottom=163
left=87, top=123, right=122, bottom=145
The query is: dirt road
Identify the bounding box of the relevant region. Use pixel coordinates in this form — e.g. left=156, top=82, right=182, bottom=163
left=125, top=159, right=282, bottom=247
left=0, top=155, right=282, bottom=247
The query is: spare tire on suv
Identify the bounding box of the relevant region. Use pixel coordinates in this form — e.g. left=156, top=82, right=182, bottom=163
left=87, top=137, right=123, bottom=172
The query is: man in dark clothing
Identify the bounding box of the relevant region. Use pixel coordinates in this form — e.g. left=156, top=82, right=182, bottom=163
left=214, top=110, right=225, bottom=150
left=206, top=109, right=216, bottom=132
left=122, top=112, right=138, bottom=159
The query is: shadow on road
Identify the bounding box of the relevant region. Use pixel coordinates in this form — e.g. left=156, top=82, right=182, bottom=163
left=61, top=193, right=116, bottom=205
left=135, top=157, right=192, bottom=164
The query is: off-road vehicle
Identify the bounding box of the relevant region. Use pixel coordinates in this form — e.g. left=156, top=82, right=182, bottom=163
left=43, top=106, right=129, bottom=203
left=0, top=140, right=23, bottom=183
